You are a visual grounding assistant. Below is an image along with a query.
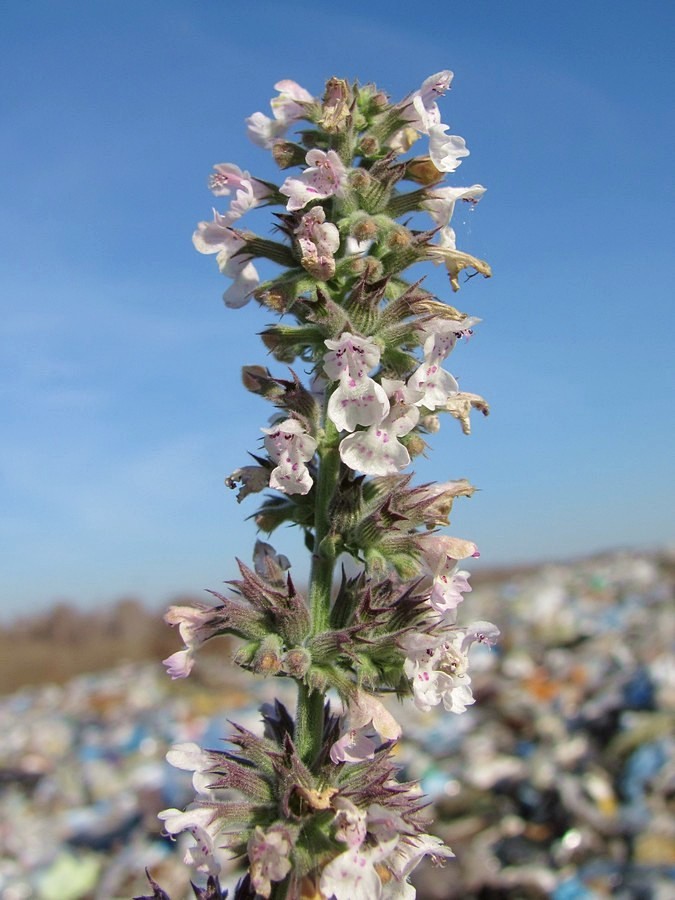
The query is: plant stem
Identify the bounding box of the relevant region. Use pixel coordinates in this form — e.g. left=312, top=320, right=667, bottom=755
left=295, top=420, right=340, bottom=765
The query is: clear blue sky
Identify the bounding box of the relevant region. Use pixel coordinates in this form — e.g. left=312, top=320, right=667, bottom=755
left=1, top=0, right=673, bottom=619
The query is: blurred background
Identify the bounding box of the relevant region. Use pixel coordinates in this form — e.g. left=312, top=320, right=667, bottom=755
left=1, top=1, right=673, bottom=897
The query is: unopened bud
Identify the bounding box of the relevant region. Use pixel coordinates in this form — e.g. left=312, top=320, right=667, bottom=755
left=281, top=647, right=311, bottom=678
left=252, top=636, right=284, bottom=676
left=242, top=365, right=270, bottom=393
left=260, top=330, right=296, bottom=363
left=386, top=225, right=411, bottom=250
left=320, top=77, right=351, bottom=132
left=306, top=666, right=328, bottom=693
left=233, top=642, right=257, bottom=669
left=349, top=168, right=372, bottom=192
left=254, top=510, right=278, bottom=533
left=256, top=287, right=291, bottom=313
left=350, top=216, right=378, bottom=243
left=371, top=91, right=389, bottom=110
left=362, top=257, right=384, bottom=282
left=271, top=141, right=305, bottom=170
left=406, top=157, right=443, bottom=186
left=358, top=135, right=380, bottom=157
left=404, top=433, right=427, bottom=458
left=421, top=414, right=441, bottom=433
left=241, top=365, right=285, bottom=402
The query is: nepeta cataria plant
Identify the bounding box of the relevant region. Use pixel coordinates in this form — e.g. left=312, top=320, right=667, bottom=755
left=142, top=72, right=498, bottom=900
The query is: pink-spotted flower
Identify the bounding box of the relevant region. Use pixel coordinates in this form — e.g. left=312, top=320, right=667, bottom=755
left=407, top=344, right=458, bottom=412
left=192, top=211, right=259, bottom=307
left=248, top=825, right=293, bottom=898
left=418, top=315, right=482, bottom=363
left=407, top=316, right=480, bottom=410
left=338, top=378, right=422, bottom=476
left=246, top=79, right=314, bottom=149
left=402, top=631, right=475, bottom=715
left=402, top=620, right=499, bottom=714
left=208, top=162, right=272, bottom=222
left=403, top=70, right=454, bottom=134
left=417, top=532, right=478, bottom=615
left=319, top=834, right=399, bottom=900
left=280, top=148, right=347, bottom=212
left=324, top=333, right=390, bottom=433
left=330, top=691, right=402, bottom=764
left=429, top=565, right=472, bottom=615
left=262, top=418, right=317, bottom=495
left=295, top=205, right=340, bottom=280
left=332, top=797, right=367, bottom=848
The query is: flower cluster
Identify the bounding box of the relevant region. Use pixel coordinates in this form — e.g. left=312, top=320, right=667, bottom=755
left=143, top=72, right=496, bottom=900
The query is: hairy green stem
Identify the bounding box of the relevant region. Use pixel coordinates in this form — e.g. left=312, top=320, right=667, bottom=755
left=295, top=418, right=341, bottom=766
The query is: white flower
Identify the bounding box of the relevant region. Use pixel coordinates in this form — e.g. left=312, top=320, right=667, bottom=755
left=270, top=79, right=314, bottom=121
left=387, top=833, right=455, bottom=883
left=338, top=379, right=421, bottom=476
left=408, top=317, right=480, bottom=411
left=262, top=418, right=317, bottom=495
left=405, top=652, right=475, bottom=714
left=192, top=211, right=259, bottom=307
left=162, top=648, right=195, bottom=680
left=423, top=184, right=486, bottom=228
left=324, top=333, right=390, bottom=433
left=403, top=71, right=454, bottom=134
left=246, top=79, right=313, bottom=148
left=166, top=742, right=218, bottom=796
left=162, top=603, right=216, bottom=679
left=157, top=805, right=222, bottom=876
left=280, top=149, right=347, bottom=212
left=427, top=226, right=492, bottom=292
left=428, top=124, right=469, bottom=173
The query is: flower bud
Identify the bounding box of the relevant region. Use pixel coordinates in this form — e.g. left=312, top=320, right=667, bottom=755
left=361, top=257, right=384, bottom=282
left=420, top=414, right=441, bottom=433
left=371, top=90, right=389, bottom=110
left=349, top=168, right=372, bottom=192
left=385, top=224, right=412, bottom=251
left=241, top=365, right=285, bottom=401
left=281, top=647, right=311, bottom=678
left=256, top=286, right=292, bottom=313
left=403, top=433, right=427, bottom=458
left=358, top=135, right=380, bottom=157
left=260, top=329, right=297, bottom=363
left=252, top=635, right=284, bottom=676
left=271, top=140, right=306, bottom=170
left=406, top=157, right=444, bottom=186
left=320, top=77, right=351, bottom=132
left=350, top=215, right=378, bottom=243
left=234, top=641, right=258, bottom=669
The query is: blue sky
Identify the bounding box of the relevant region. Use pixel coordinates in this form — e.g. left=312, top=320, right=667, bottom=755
left=1, top=0, right=673, bottom=618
